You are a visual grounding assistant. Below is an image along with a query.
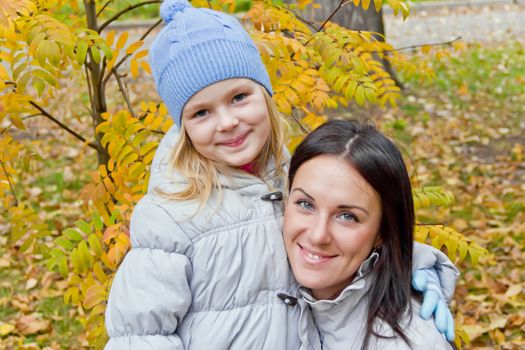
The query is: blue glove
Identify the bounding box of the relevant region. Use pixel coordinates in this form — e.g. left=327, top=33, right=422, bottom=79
left=412, top=268, right=455, bottom=342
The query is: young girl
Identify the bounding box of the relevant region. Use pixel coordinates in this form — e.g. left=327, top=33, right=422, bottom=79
left=104, top=1, right=456, bottom=348
left=285, top=119, right=458, bottom=349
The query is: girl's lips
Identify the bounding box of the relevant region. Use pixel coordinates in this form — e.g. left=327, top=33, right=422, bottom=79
left=298, top=244, right=336, bottom=264
left=220, top=132, right=249, bottom=147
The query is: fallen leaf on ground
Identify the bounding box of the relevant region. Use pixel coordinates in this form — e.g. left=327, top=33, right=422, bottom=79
left=15, top=314, right=51, bottom=336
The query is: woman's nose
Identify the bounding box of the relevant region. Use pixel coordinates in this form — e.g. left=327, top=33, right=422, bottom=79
left=216, top=108, right=239, bottom=131
left=309, top=216, right=332, bottom=246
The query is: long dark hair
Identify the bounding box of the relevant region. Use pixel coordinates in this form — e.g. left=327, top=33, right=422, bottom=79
left=288, top=119, right=415, bottom=349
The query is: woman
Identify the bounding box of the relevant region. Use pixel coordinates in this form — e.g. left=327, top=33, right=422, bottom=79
left=284, top=119, right=458, bottom=349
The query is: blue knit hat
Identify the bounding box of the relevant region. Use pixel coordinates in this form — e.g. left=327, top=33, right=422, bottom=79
left=149, top=0, right=273, bottom=126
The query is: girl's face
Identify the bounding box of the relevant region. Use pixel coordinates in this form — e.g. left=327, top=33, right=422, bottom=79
left=181, top=78, right=271, bottom=167
left=283, top=155, right=382, bottom=300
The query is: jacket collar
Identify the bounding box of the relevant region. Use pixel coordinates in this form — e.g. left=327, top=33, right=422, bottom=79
left=299, top=251, right=380, bottom=308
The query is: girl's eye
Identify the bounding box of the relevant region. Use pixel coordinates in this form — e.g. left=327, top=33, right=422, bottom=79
left=194, top=109, right=209, bottom=118
left=296, top=200, right=314, bottom=211
left=232, top=93, right=247, bottom=103
left=337, top=212, right=358, bottom=222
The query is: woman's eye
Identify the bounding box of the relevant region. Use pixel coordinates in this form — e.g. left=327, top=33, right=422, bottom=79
left=194, top=109, right=209, bottom=118
left=232, top=93, right=247, bottom=103
left=296, top=200, right=313, bottom=211
left=338, top=212, right=358, bottom=222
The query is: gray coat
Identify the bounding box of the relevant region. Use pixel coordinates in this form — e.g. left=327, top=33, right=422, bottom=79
left=104, top=126, right=458, bottom=349
left=296, top=247, right=459, bottom=350
left=104, top=126, right=301, bottom=349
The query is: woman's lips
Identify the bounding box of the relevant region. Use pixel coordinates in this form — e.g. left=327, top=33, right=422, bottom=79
left=298, top=244, right=336, bottom=264
left=220, top=132, right=249, bottom=147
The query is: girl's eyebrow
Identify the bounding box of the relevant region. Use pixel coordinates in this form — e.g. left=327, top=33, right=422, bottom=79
left=185, top=102, right=207, bottom=112
left=184, top=82, right=254, bottom=114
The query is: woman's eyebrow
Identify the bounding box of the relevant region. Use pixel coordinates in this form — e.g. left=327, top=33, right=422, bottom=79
left=291, top=188, right=315, bottom=201
left=292, top=188, right=369, bottom=214
left=337, top=204, right=368, bottom=214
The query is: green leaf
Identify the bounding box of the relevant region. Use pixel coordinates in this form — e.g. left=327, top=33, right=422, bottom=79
left=32, top=68, right=57, bottom=86
left=76, top=219, right=92, bottom=235
left=88, top=234, right=103, bottom=257
left=78, top=240, right=93, bottom=269
left=458, top=240, right=469, bottom=261
left=92, top=213, right=104, bottom=231
left=63, top=228, right=83, bottom=241
left=354, top=85, right=365, bottom=106
left=76, top=40, right=88, bottom=65
left=90, top=46, right=101, bottom=64
left=59, top=256, right=68, bottom=278
left=55, top=237, right=74, bottom=250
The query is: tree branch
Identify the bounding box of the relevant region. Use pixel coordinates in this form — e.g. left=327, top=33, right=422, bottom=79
left=28, top=101, right=100, bottom=151
left=289, top=9, right=318, bottom=31
left=291, top=108, right=309, bottom=134
left=112, top=69, right=137, bottom=117
left=0, top=160, right=18, bottom=206
left=303, top=0, right=347, bottom=46
left=316, top=0, right=347, bottom=33
left=102, top=18, right=162, bottom=86
left=84, top=65, right=95, bottom=116
left=97, top=0, right=112, bottom=17
left=98, top=0, right=162, bottom=33
left=370, top=36, right=462, bottom=54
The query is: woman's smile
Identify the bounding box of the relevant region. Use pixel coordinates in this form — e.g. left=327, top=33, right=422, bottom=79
left=298, top=244, right=337, bottom=265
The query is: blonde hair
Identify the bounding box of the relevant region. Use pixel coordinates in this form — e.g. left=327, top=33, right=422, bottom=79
left=157, top=87, right=287, bottom=206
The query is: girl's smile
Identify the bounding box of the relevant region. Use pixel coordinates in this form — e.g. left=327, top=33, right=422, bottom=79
left=218, top=132, right=250, bottom=147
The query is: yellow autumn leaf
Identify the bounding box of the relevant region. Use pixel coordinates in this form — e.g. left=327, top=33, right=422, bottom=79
left=126, top=40, right=144, bottom=55
left=116, top=31, right=129, bottom=50
left=287, top=135, right=305, bottom=153
left=140, top=60, right=152, bottom=75
left=135, top=49, right=148, bottom=60
left=0, top=323, right=15, bottom=336
left=105, top=30, right=116, bottom=47
left=130, top=59, right=139, bottom=79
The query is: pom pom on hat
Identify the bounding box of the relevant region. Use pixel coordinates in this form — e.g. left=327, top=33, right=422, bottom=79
left=160, top=0, right=191, bottom=23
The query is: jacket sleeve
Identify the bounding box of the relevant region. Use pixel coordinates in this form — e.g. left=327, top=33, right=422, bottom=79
left=104, top=196, right=193, bottom=349
left=412, top=242, right=460, bottom=303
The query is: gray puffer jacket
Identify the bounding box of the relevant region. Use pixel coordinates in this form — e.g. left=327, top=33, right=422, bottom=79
left=104, top=125, right=301, bottom=349
left=296, top=246, right=459, bottom=350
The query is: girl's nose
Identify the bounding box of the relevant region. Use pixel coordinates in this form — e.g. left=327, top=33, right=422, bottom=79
left=216, top=109, right=239, bottom=131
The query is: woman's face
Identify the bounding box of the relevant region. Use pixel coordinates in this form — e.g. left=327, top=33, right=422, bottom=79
left=283, top=155, right=382, bottom=300
left=181, top=78, right=271, bottom=167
